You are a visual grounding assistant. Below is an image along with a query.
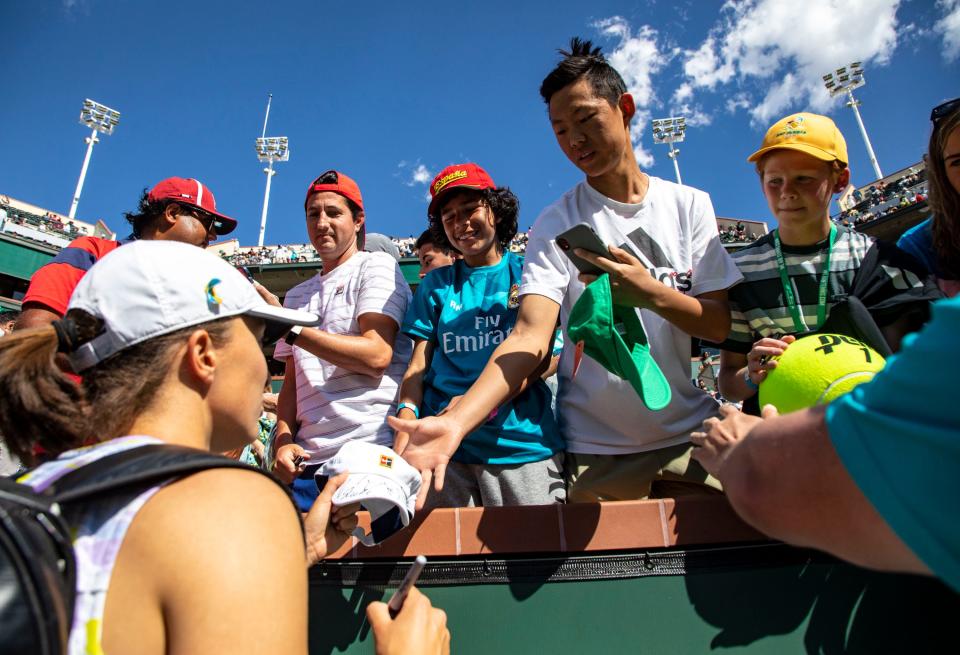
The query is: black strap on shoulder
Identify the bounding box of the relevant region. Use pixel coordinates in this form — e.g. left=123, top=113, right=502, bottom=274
left=45, top=444, right=294, bottom=509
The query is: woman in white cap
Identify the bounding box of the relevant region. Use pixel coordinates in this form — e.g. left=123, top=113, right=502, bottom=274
left=0, top=241, right=448, bottom=655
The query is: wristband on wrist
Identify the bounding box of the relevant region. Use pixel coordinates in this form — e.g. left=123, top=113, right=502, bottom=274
left=284, top=325, right=303, bottom=345
left=743, top=370, right=759, bottom=392
left=396, top=402, right=419, bottom=419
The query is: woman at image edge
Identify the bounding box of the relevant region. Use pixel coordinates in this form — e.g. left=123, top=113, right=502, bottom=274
left=0, top=240, right=448, bottom=655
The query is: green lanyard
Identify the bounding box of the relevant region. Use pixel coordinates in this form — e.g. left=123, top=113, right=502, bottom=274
left=772, top=225, right=836, bottom=333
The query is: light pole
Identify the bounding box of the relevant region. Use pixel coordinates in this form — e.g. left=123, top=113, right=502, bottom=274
left=652, top=117, right=686, bottom=185
left=255, top=94, right=289, bottom=247
left=69, top=99, right=120, bottom=219
left=822, top=62, right=883, bottom=180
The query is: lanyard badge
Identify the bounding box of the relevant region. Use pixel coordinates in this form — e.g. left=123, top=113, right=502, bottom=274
left=773, top=225, right=837, bottom=333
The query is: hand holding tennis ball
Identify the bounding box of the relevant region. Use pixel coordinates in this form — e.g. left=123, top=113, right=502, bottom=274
left=746, top=334, right=797, bottom=386
left=759, top=333, right=886, bottom=414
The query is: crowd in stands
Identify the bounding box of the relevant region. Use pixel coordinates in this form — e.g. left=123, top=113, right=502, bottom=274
left=222, top=230, right=535, bottom=265
left=718, top=221, right=762, bottom=244
left=226, top=242, right=319, bottom=265
left=393, top=236, right=417, bottom=257
left=0, top=199, right=91, bottom=241
left=834, top=169, right=928, bottom=227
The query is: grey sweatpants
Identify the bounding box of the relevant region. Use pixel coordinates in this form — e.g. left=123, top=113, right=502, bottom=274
left=423, top=453, right=566, bottom=509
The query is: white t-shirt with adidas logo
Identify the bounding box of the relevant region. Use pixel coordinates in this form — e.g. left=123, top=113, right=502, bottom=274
left=520, top=176, right=742, bottom=454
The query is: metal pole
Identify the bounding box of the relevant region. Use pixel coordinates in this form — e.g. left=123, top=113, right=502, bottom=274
left=846, top=89, right=883, bottom=180
left=669, top=146, right=683, bottom=185
left=261, top=94, right=272, bottom=140
left=69, top=127, right=99, bottom=219
left=257, top=159, right=275, bottom=247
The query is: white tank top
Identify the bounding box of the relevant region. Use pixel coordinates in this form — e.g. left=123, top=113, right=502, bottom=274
left=18, top=436, right=167, bottom=655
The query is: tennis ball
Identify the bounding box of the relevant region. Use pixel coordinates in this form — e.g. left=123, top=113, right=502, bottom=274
left=758, top=333, right=885, bottom=414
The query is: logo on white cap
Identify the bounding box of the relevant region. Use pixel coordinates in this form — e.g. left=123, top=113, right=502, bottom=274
left=320, top=441, right=422, bottom=547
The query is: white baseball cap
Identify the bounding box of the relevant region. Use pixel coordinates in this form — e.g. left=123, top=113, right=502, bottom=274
left=67, top=240, right=319, bottom=372
left=320, top=441, right=422, bottom=547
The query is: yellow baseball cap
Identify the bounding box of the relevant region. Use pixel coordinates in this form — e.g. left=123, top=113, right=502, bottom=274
left=747, top=112, right=848, bottom=166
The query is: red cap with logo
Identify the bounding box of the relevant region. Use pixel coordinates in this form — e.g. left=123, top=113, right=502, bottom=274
left=428, top=163, right=495, bottom=218
left=304, top=170, right=364, bottom=211
left=147, top=177, right=238, bottom=235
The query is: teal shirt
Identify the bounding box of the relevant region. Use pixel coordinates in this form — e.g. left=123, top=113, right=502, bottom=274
left=897, top=218, right=938, bottom=276
left=402, top=252, right=564, bottom=464
left=826, top=295, right=960, bottom=592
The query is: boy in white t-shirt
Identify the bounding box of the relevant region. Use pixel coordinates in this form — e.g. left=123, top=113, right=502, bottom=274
left=391, top=38, right=741, bottom=505
left=272, top=170, right=413, bottom=511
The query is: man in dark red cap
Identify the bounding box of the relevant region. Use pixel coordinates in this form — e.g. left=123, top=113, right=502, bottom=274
left=16, top=177, right=238, bottom=330
left=271, top=170, right=413, bottom=512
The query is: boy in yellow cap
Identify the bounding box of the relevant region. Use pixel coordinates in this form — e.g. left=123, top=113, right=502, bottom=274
left=716, top=113, right=939, bottom=413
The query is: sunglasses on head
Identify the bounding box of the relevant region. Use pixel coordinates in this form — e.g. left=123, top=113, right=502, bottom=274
left=311, top=170, right=340, bottom=186
left=931, top=98, right=960, bottom=125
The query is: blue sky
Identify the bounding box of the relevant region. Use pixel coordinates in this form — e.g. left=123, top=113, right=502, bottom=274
left=1, top=0, right=957, bottom=247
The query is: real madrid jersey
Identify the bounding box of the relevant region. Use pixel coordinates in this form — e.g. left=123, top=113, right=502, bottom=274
left=403, top=251, right=564, bottom=464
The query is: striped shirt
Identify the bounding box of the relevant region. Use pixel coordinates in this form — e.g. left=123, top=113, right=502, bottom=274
left=273, top=251, right=412, bottom=462
left=720, top=226, right=927, bottom=353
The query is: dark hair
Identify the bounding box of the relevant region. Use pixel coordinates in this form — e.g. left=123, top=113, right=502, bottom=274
left=0, top=311, right=230, bottom=465
left=0, top=310, right=20, bottom=325
left=415, top=229, right=452, bottom=255
left=540, top=37, right=627, bottom=105
left=927, top=103, right=960, bottom=278
left=123, top=188, right=169, bottom=238
left=428, top=187, right=519, bottom=254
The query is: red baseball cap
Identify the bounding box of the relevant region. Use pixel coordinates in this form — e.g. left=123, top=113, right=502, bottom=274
left=427, top=163, right=495, bottom=217
left=148, top=177, right=238, bottom=235
left=304, top=170, right=364, bottom=211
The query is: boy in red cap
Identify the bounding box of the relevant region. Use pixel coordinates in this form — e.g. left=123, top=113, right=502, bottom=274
left=716, top=112, right=938, bottom=413
left=272, top=170, right=414, bottom=511
left=391, top=39, right=742, bottom=505
left=17, top=177, right=238, bottom=330
left=394, top=163, right=565, bottom=508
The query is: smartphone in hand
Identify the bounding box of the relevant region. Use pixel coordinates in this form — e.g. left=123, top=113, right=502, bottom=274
left=555, top=223, right=613, bottom=275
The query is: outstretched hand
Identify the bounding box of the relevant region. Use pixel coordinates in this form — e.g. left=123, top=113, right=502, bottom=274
left=387, top=414, right=465, bottom=511
left=304, top=472, right=361, bottom=567
left=690, top=403, right=780, bottom=477
left=575, top=246, right=662, bottom=308
left=253, top=281, right=283, bottom=307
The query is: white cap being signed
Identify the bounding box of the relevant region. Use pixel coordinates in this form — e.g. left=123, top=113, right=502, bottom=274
left=320, top=441, right=422, bottom=546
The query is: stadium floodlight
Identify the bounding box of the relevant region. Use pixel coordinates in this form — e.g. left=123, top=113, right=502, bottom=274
left=651, top=116, right=686, bottom=185
left=68, top=99, right=121, bottom=219
left=822, top=62, right=883, bottom=180
left=254, top=94, right=290, bottom=247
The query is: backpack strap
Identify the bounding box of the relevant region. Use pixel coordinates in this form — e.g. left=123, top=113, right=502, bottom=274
left=44, top=444, right=302, bottom=533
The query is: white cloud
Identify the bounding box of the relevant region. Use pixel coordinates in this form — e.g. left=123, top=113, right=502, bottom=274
left=397, top=160, right=433, bottom=187
left=410, top=164, right=431, bottom=185
left=673, top=82, right=694, bottom=104
left=678, top=0, right=903, bottom=125
left=936, top=0, right=960, bottom=60
left=673, top=102, right=713, bottom=127
left=593, top=16, right=669, bottom=167
left=725, top=92, right=751, bottom=114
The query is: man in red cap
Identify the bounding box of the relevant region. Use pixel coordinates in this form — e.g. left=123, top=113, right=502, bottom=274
left=16, top=177, right=238, bottom=330
left=271, top=170, right=414, bottom=512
